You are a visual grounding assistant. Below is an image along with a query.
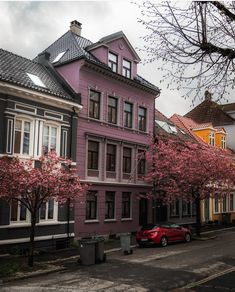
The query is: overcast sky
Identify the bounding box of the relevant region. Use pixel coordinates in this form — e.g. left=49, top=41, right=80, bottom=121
left=0, top=0, right=229, bottom=117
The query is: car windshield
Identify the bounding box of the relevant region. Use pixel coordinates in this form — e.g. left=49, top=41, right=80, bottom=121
left=141, top=224, right=159, bottom=230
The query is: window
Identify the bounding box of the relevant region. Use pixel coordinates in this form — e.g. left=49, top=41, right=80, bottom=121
left=106, top=144, right=116, bottom=172
left=222, top=194, right=227, bottom=212
left=14, top=119, right=31, bottom=155
left=138, top=107, right=147, bottom=131
left=138, top=150, right=146, bottom=176
left=108, top=96, right=118, bottom=124
left=52, top=51, right=66, bottom=63
left=123, top=147, right=132, bottom=173
left=122, top=59, right=131, bottom=78
left=221, top=136, right=226, bottom=149
left=108, top=52, right=118, bottom=73
left=43, top=125, right=58, bottom=154
left=88, top=141, right=99, bottom=170
left=170, top=201, right=179, bottom=217
left=10, top=200, right=28, bottom=222
left=124, top=102, right=133, bottom=128
left=209, top=132, right=215, bottom=146
left=214, top=193, right=219, bottom=213
left=86, top=191, right=97, bottom=220
left=182, top=201, right=191, bottom=216
left=40, top=199, right=55, bottom=221
left=122, top=192, right=131, bottom=218
left=26, top=73, right=46, bottom=88
left=89, top=90, right=100, bottom=119
left=230, top=193, right=234, bottom=211
left=105, top=191, right=115, bottom=219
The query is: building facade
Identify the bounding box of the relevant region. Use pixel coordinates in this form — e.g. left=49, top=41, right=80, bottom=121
left=38, top=21, right=160, bottom=238
left=0, top=49, right=82, bottom=250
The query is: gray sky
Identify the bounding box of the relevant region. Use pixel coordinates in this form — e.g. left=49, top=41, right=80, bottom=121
left=0, top=0, right=225, bottom=117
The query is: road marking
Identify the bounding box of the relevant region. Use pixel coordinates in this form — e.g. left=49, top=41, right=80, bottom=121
left=183, top=266, right=235, bottom=289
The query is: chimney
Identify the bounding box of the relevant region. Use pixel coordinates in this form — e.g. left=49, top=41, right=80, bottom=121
left=70, top=20, right=82, bottom=36
left=205, top=90, right=212, bottom=101
left=37, top=51, right=51, bottom=66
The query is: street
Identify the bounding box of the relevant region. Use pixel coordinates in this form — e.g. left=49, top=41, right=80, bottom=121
left=1, top=228, right=235, bottom=292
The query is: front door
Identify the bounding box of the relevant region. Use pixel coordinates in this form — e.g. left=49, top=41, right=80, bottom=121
left=139, top=198, right=148, bottom=226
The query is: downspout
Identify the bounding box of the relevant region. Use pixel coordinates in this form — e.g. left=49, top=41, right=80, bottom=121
left=67, top=106, right=76, bottom=247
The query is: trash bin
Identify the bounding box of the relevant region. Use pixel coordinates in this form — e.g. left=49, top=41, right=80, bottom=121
left=79, top=239, right=96, bottom=265
left=94, top=236, right=106, bottom=263
left=222, top=213, right=231, bottom=225
left=120, top=233, right=133, bottom=255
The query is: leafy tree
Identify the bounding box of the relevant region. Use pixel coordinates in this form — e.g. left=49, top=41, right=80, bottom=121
left=138, top=1, right=235, bottom=102
left=0, top=152, right=87, bottom=267
left=145, top=134, right=235, bottom=235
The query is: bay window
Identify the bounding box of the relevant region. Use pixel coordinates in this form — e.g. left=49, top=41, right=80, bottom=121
left=14, top=119, right=31, bottom=155
left=43, top=125, right=58, bottom=154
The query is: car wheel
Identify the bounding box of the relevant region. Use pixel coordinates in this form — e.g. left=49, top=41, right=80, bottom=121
left=160, top=236, right=168, bottom=247
left=185, top=233, right=191, bottom=243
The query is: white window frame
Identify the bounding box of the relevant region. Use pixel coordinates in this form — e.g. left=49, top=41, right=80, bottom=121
left=13, top=116, right=34, bottom=157
left=229, top=193, right=234, bottom=212
left=42, top=122, right=61, bottom=155
left=10, top=200, right=30, bottom=224
left=209, top=132, right=215, bottom=146
left=214, top=193, right=220, bottom=214
left=221, top=136, right=226, bottom=149
left=39, top=200, right=58, bottom=222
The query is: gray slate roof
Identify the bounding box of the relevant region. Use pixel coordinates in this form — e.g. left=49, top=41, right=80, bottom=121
left=37, top=30, right=159, bottom=93
left=0, top=48, right=73, bottom=101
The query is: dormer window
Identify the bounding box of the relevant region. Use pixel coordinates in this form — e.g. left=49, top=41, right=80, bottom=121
left=108, top=52, right=118, bottom=73
left=26, top=73, right=46, bottom=88
left=209, top=132, right=215, bottom=146
left=122, top=59, right=131, bottom=78
left=221, top=136, right=226, bottom=149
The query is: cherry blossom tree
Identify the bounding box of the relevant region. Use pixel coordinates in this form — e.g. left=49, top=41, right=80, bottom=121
left=137, top=1, right=235, bottom=102
left=145, top=134, right=235, bottom=235
left=0, top=152, right=88, bottom=267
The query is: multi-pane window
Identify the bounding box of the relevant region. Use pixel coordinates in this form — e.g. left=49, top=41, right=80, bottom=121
left=10, top=200, right=28, bottom=222
left=230, top=193, right=234, bottom=211
left=124, top=102, right=133, bottom=128
left=105, top=191, right=115, bottom=219
left=86, top=191, right=97, bottom=220
left=209, top=132, right=215, bottom=146
left=122, top=192, right=131, bottom=218
left=170, top=201, right=179, bottom=217
left=108, top=96, right=118, bottom=124
left=89, top=90, right=100, bottom=119
left=106, top=144, right=116, bottom=172
left=138, top=107, right=147, bottom=131
left=221, top=136, right=226, bottom=149
left=182, top=201, right=191, bottom=216
left=108, top=52, right=118, bottom=73
left=122, top=59, right=131, bottom=78
left=138, top=150, right=146, bottom=176
left=88, top=141, right=99, bottom=170
left=43, top=125, right=58, bottom=154
left=214, top=193, right=219, bottom=213
left=123, top=147, right=132, bottom=173
left=14, top=119, right=31, bottom=155
left=40, top=199, right=55, bottom=221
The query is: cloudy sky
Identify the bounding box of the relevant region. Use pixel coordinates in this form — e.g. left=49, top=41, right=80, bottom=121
left=0, top=0, right=214, bottom=117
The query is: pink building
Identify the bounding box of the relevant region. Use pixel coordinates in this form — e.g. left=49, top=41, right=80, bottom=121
left=38, top=21, right=160, bottom=238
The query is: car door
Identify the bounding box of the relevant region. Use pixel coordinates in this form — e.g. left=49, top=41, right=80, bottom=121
left=170, top=224, right=183, bottom=241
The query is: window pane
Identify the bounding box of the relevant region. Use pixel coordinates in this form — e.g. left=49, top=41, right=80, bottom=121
left=86, top=191, right=97, bottom=220
left=23, top=132, right=30, bottom=154
left=88, top=141, right=99, bottom=170
left=230, top=194, right=234, bottom=211
left=24, top=121, right=30, bottom=132
left=14, top=130, right=21, bottom=154
left=122, top=192, right=131, bottom=218
left=105, top=191, right=115, bottom=219
left=48, top=199, right=54, bottom=219
left=40, top=202, right=46, bottom=220
left=20, top=203, right=27, bottom=220
left=15, top=120, right=22, bottom=131
left=11, top=200, right=18, bottom=221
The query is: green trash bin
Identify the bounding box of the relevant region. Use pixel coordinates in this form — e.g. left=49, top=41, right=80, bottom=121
left=79, top=239, right=96, bottom=265
left=120, top=233, right=133, bottom=255
left=94, top=236, right=106, bottom=263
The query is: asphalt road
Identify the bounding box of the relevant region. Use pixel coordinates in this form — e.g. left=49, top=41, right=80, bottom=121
left=1, top=228, right=235, bottom=292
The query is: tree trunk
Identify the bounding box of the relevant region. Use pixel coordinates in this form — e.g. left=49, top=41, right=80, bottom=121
left=28, top=213, right=36, bottom=267
left=195, top=195, right=201, bottom=236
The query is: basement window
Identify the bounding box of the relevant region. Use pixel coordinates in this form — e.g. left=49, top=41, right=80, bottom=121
left=52, top=51, right=66, bottom=63
left=26, top=73, right=46, bottom=88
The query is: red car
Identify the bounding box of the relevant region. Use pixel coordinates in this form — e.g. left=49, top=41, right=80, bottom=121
left=136, top=223, right=191, bottom=247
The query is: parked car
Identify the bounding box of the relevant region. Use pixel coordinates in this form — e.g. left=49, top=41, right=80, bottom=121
left=136, top=223, right=191, bottom=247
